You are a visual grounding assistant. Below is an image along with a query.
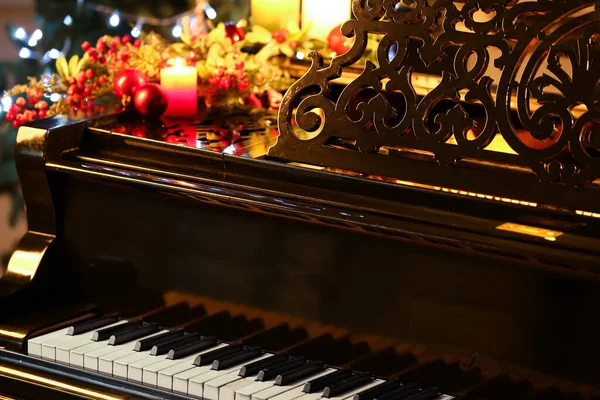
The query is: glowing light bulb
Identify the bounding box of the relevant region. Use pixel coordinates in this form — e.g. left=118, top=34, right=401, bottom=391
left=63, top=15, right=73, bottom=26
left=19, top=48, right=32, bottom=58
left=131, top=25, right=141, bottom=38
left=172, top=24, right=182, bottom=38
left=14, top=27, right=26, bottom=40
left=31, top=29, right=43, bottom=41
left=109, top=13, right=120, bottom=27
left=205, top=4, right=217, bottom=19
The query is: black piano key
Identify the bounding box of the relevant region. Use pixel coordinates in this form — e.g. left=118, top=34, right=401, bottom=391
left=185, top=310, right=233, bottom=337
left=239, top=354, right=289, bottom=377
left=257, top=357, right=307, bottom=381
left=67, top=315, right=118, bottom=336
left=353, top=381, right=402, bottom=400
left=150, top=332, right=201, bottom=355
left=167, top=336, right=217, bottom=360
left=143, top=302, right=206, bottom=326
left=212, top=348, right=263, bottom=370
left=134, top=329, right=184, bottom=352
left=193, top=343, right=244, bottom=366
left=275, top=361, right=325, bottom=385
left=375, top=383, right=420, bottom=400
left=108, top=323, right=160, bottom=345
left=303, top=369, right=353, bottom=393
left=243, top=324, right=309, bottom=352
left=220, top=315, right=264, bottom=341
left=288, top=334, right=336, bottom=359
left=351, top=348, right=417, bottom=377
left=401, top=389, right=440, bottom=400
left=323, top=373, right=374, bottom=397
left=92, top=320, right=143, bottom=341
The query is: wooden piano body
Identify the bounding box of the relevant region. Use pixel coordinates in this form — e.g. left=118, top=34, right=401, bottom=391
left=1, top=0, right=600, bottom=398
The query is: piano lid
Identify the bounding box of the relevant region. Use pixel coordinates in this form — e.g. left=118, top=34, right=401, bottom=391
left=271, top=0, right=600, bottom=215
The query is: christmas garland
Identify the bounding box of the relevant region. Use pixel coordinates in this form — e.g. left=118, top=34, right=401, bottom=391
left=3, top=19, right=364, bottom=128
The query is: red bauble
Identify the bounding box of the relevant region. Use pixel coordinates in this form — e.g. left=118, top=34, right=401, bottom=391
left=133, top=83, right=168, bottom=117
left=328, top=25, right=354, bottom=56
left=224, top=22, right=245, bottom=43
left=113, top=69, right=147, bottom=98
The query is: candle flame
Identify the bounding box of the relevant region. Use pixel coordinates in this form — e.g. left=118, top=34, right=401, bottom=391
left=174, top=57, right=184, bottom=68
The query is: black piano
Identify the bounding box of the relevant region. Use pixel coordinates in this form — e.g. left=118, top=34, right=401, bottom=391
left=1, top=0, right=599, bottom=398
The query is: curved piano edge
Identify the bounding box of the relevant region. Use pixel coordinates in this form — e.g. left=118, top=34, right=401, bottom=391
left=0, top=232, right=55, bottom=297
left=0, top=349, right=188, bottom=399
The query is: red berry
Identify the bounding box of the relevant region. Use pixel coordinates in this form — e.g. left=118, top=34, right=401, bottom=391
left=38, top=109, right=46, bottom=118
left=82, top=41, right=91, bottom=51
left=16, top=97, right=26, bottom=107
left=15, top=114, right=23, bottom=124
left=13, top=120, right=19, bottom=128
left=9, top=104, right=19, bottom=113
left=99, top=55, right=107, bottom=64
left=289, top=41, right=298, bottom=49
left=133, top=39, right=141, bottom=48
left=85, top=69, right=95, bottom=79
left=67, top=77, right=76, bottom=85
left=71, top=94, right=81, bottom=104
left=5, top=112, right=15, bottom=121
left=88, top=48, right=98, bottom=57
left=28, top=97, right=36, bottom=105
left=98, top=75, right=107, bottom=84
left=121, top=35, right=131, bottom=44
left=83, top=86, right=93, bottom=96
left=89, top=54, right=98, bottom=63
left=35, top=101, right=48, bottom=109
left=110, top=36, right=120, bottom=48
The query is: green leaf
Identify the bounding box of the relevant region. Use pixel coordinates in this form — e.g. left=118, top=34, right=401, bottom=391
left=56, top=56, right=69, bottom=79
left=68, top=55, right=79, bottom=76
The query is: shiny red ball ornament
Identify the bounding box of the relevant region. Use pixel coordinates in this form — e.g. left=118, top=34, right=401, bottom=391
left=328, top=25, right=355, bottom=56
left=224, top=22, right=245, bottom=43
left=133, top=83, right=168, bottom=117
left=113, top=69, right=147, bottom=98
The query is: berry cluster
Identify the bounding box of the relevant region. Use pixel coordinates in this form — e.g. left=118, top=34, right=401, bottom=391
left=210, top=60, right=250, bottom=93
left=271, top=29, right=287, bottom=43
left=65, top=68, right=105, bottom=110
left=5, top=95, right=48, bottom=128
left=81, top=35, right=141, bottom=71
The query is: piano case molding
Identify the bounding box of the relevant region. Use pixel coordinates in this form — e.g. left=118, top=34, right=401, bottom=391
left=273, top=0, right=600, bottom=214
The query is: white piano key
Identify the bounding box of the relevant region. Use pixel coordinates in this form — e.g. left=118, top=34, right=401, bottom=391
left=235, top=378, right=279, bottom=400
left=27, top=327, right=70, bottom=358
left=201, top=354, right=273, bottom=400
left=98, top=330, right=169, bottom=376
left=84, top=330, right=167, bottom=372
left=187, top=354, right=270, bottom=398
left=252, top=369, right=337, bottom=400
left=128, top=354, right=170, bottom=383
left=295, top=379, right=385, bottom=400
left=220, top=377, right=258, bottom=400
left=158, top=343, right=228, bottom=392
left=55, top=321, right=127, bottom=368
left=113, top=351, right=153, bottom=379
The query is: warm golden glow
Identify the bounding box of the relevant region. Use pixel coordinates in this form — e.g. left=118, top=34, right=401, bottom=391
left=6, top=249, right=44, bottom=280
left=0, top=329, right=26, bottom=339
left=0, top=366, right=122, bottom=400
left=576, top=210, right=600, bottom=218
left=497, top=222, right=563, bottom=241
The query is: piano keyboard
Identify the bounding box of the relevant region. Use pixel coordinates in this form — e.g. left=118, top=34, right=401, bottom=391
left=26, top=303, right=463, bottom=400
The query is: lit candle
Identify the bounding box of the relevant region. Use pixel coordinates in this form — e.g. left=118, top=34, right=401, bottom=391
left=160, top=58, right=198, bottom=118
left=251, top=0, right=300, bottom=32
left=302, top=0, right=351, bottom=39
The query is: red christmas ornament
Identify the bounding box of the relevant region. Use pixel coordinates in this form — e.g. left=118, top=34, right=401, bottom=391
left=224, top=22, right=245, bottom=43
left=133, top=83, right=168, bottom=117
left=113, top=69, right=147, bottom=98
left=328, top=25, right=354, bottom=56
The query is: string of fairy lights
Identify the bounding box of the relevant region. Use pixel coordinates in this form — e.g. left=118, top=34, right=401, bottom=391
left=8, top=0, right=217, bottom=62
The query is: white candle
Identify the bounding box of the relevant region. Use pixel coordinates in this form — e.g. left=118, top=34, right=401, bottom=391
left=160, top=58, right=198, bottom=118
left=251, top=0, right=300, bottom=32
left=302, top=0, right=351, bottom=39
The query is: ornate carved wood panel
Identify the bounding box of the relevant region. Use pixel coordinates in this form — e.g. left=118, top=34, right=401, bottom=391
left=272, top=0, right=600, bottom=212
